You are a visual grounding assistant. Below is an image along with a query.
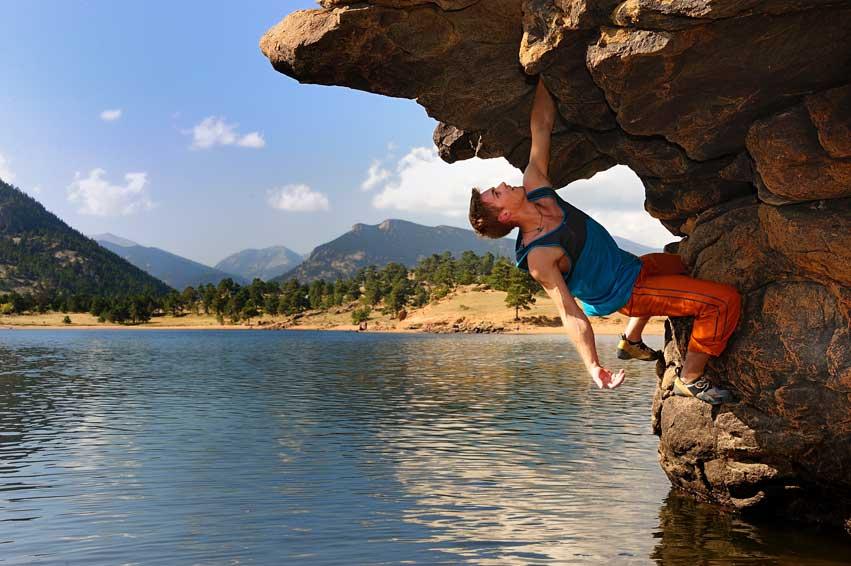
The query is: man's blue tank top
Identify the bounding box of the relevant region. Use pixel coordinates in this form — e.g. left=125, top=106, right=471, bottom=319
left=515, top=187, right=642, bottom=317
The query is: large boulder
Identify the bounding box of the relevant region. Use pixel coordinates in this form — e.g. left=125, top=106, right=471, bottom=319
left=261, top=0, right=851, bottom=532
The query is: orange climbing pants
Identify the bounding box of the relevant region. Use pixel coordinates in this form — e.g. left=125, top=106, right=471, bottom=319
left=618, top=253, right=741, bottom=356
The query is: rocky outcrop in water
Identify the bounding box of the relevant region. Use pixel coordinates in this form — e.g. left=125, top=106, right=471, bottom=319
left=261, top=0, right=851, bottom=532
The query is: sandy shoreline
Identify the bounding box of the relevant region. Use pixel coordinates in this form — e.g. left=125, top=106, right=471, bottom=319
left=0, top=320, right=663, bottom=335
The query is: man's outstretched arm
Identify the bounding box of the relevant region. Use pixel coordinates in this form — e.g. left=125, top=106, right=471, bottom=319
left=523, top=79, right=557, bottom=190
left=527, top=248, right=625, bottom=389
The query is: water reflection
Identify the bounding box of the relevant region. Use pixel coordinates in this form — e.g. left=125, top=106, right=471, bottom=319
left=652, top=491, right=851, bottom=565
left=0, top=330, right=848, bottom=564
left=360, top=334, right=666, bottom=564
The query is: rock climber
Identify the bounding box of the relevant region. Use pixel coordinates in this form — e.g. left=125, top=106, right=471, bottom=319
left=468, top=79, right=741, bottom=405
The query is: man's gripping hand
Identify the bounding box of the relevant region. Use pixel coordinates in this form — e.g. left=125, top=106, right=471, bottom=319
left=590, top=364, right=625, bottom=389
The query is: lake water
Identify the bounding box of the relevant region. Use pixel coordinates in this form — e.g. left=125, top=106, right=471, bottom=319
left=0, top=330, right=849, bottom=565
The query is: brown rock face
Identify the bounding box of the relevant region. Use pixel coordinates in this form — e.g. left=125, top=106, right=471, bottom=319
left=262, top=0, right=851, bottom=531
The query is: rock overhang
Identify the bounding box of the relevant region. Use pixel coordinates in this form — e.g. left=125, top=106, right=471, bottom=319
left=262, top=0, right=851, bottom=532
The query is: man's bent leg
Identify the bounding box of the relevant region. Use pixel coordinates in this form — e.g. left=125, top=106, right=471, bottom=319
left=618, top=270, right=741, bottom=402
left=620, top=273, right=740, bottom=356
left=618, top=253, right=688, bottom=345
left=616, top=254, right=686, bottom=361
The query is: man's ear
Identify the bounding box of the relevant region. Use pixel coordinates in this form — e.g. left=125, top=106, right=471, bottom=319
left=497, top=209, right=511, bottom=224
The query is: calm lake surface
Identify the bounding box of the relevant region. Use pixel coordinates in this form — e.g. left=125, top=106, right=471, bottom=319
left=1, top=329, right=849, bottom=565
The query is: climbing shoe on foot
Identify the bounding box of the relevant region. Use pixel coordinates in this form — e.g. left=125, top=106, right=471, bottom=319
left=673, top=376, right=734, bottom=405
left=617, top=334, right=661, bottom=361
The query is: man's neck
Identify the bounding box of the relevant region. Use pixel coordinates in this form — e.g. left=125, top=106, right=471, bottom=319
left=515, top=201, right=544, bottom=234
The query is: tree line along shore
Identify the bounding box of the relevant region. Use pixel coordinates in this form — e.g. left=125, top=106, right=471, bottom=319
left=1, top=251, right=664, bottom=335
left=1, top=252, right=536, bottom=325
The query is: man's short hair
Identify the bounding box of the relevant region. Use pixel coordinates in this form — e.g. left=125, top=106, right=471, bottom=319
left=469, top=188, right=513, bottom=239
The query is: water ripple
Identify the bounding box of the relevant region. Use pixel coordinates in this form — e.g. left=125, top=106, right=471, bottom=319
left=0, top=329, right=848, bottom=565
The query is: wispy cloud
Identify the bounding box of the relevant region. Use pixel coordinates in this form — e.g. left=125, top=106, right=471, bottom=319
left=67, top=169, right=155, bottom=216
left=0, top=152, right=15, bottom=183
left=237, top=132, right=265, bottom=148
left=267, top=184, right=329, bottom=212
left=360, top=160, right=391, bottom=191
left=100, top=109, right=122, bottom=122
left=189, top=116, right=265, bottom=150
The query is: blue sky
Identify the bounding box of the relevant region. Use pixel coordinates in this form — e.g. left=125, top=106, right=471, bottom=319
left=0, top=0, right=669, bottom=266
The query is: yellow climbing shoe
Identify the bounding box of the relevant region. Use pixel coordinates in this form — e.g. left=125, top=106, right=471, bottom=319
left=616, top=334, right=661, bottom=361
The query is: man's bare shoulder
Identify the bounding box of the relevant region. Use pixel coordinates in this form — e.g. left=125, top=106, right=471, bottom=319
left=523, top=164, right=551, bottom=193
left=527, top=245, right=564, bottom=262
left=526, top=245, right=566, bottom=281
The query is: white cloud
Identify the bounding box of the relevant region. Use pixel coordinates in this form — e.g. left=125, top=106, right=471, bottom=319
left=30, top=185, right=42, bottom=195
left=561, top=165, right=675, bottom=248
left=100, top=109, right=122, bottom=122
left=67, top=169, right=155, bottom=216
left=361, top=160, right=391, bottom=191
left=0, top=153, right=15, bottom=183
left=189, top=116, right=264, bottom=150
left=237, top=132, right=266, bottom=148
left=371, top=147, right=522, bottom=217
left=267, top=184, right=329, bottom=212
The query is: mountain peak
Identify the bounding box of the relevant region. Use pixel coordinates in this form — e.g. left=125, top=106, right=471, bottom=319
left=214, top=246, right=303, bottom=281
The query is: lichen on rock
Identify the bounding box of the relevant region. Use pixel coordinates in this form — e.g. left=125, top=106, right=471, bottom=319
left=261, top=0, right=851, bottom=533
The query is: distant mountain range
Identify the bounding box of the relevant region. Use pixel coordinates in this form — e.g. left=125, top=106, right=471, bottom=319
left=96, top=223, right=658, bottom=289
left=1, top=177, right=662, bottom=296
left=94, top=234, right=246, bottom=290
left=612, top=236, right=656, bottom=257
left=0, top=180, right=170, bottom=296
left=276, top=219, right=516, bottom=283
left=214, top=246, right=303, bottom=282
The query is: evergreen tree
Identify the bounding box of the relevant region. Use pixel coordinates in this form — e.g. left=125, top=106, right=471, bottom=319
left=351, top=305, right=371, bottom=325
left=456, top=251, right=479, bottom=284
left=200, top=284, right=216, bottom=314
left=249, top=279, right=266, bottom=308
left=410, top=283, right=429, bottom=308
left=264, top=294, right=279, bottom=316
left=362, top=267, right=382, bottom=306
left=479, top=252, right=495, bottom=277
left=163, top=291, right=185, bottom=317
left=505, top=268, right=537, bottom=320
left=242, top=301, right=260, bottom=324
left=383, top=278, right=411, bottom=314
left=487, top=257, right=514, bottom=291
left=278, top=279, right=308, bottom=315
left=181, top=286, right=199, bottom=314
left=308, top=280, right=326, bottom=310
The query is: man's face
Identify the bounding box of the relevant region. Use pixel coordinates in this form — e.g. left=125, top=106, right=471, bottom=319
left=480, top=182, right=523, bottom=223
